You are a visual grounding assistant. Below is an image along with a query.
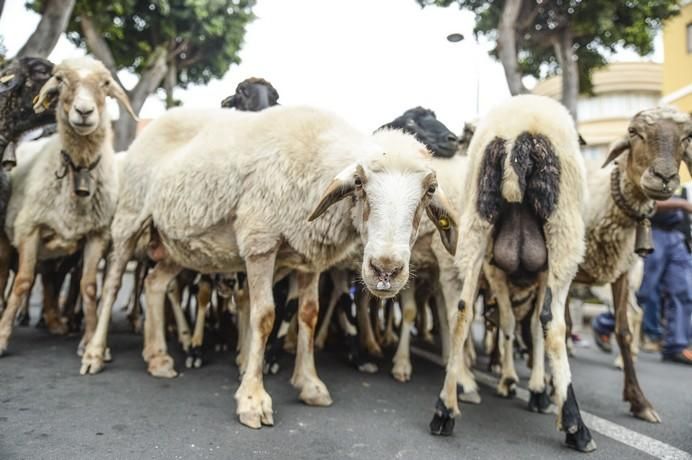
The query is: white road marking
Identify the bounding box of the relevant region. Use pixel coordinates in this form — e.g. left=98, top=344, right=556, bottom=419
left=411, top=346, right=692, bottom=460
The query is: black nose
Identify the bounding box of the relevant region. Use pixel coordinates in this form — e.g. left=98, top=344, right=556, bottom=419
left=75, top=107, right=94, bottom=117
left=653, top=169, right=678, bottom=183
left=446, top=133, right=458, bottom=143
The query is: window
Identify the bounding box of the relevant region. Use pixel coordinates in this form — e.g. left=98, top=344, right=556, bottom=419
left=688, top=23, right=692, bottom=53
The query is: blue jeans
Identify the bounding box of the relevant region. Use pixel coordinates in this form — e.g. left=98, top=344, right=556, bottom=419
left=636, top=229, right=692, bottom=355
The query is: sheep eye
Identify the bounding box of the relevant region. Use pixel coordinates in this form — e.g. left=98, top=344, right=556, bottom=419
left=354, top=177, right=363, bottom=188
left=427, top=184, right=436, bottom=195
left=55, top=75, right=63, bottom=83
left=102, top=79, right=110, bottom=87
left=628, top=127, right=642, bottom=139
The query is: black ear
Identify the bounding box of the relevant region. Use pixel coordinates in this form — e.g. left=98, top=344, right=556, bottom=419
left=602, top=138, right=630, bottom=168
left=0, top=72, right=22, bottom=95
left=221, top=94, right=237, bottom=108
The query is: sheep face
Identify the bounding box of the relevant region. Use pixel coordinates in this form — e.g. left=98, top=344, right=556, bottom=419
left=33, top=57, right=136, bottom=136
left=221, top=77, right=279, bottom=111
left=604, top=108, right=692, bottom=200
left=379, top=108, right=458, bottom=158
left=310, top=146, right=458, bottom=298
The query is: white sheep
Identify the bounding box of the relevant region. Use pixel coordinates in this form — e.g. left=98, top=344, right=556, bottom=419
left=80, top=105, right=460, bottom=430
left=427, top=95, right=596, bottom=452
left=0, top=56, right=135, bottom=356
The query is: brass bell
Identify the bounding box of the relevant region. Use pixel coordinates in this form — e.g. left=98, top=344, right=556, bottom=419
left=74, top=168, right=92, bottom=197
left=634, top=219, right=654, bottom=256
left=1, top=141, right=17, bottom=171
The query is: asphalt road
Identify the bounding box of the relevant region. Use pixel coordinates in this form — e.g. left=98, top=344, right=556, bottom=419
left=1, top=277, right=691, bottom=460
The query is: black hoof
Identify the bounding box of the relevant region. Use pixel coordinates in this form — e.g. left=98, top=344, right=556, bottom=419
left=562, top=384, right=596, bottom=452
left=185, top=346, right=204, bottom=369
left=528, top=389, right=552, bottom=414
left=429, top=398, right=455, bottom=436
left=565, top=425, right=597, bottom=452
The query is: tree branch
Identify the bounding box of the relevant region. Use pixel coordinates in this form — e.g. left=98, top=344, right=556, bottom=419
left=15, top=0, right=76, bottom=59
left=78, top=15, right=125, bottom=88
left=496, top=0, right=528, bottom=95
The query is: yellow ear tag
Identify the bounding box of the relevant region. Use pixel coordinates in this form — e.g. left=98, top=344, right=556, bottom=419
left=438, top=216, right=450, bottom=230
left=42, top=98, right=52, bottom=109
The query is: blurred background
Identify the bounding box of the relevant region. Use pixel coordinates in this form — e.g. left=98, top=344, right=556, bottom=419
left=1, top=0, right=688, bottom=163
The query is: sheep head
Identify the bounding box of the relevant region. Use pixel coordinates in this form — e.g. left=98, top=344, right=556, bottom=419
left=33, top=56, right=137, bottom=137
left=309, top=130, right=458, bottom=298
left=221, top=77, right=279, bottom=111
left=603, top=107, right=692, bottom=201
left=378, top=107, right=459, bottom=158
left=0, top=57, right=55, bottom=168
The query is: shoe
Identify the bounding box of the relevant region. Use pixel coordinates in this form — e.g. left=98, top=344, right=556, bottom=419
left=662, top=348, right=692, bottom=365
left=571, top=333, right=591, bottom=348
left=591, top=317, right=612, bottom=353
left=641, top=335, right=661, bottom=353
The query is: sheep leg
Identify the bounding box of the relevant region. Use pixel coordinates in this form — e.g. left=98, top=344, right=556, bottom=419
left=290, top=271, right=332, bottom=406
left=615, top=289, right=643, bottom=369
left=167, top=278, right=192, bottom=353
left=527, top=274, right=550, bottom=414
left=0, top=233, right=11, bottom=314
left=432, top=285, right=450, bottom=364
left=235, top=286, right=251, bottom=374
left=314, top=285, right=340, bottom=350
left=186, top=275, right=211, bottom=369
left=415, top=282, right=434, bottom=344
left=40, top=263, right=70, bottom=336
left=542, top=281, right=595, bottom=452
left=0, top=232, right=40, bottom=355
left=235, top=250, right=277, bottom=429
left=77, top=235, right=108, bottom=356
left=484, top=264, right=518, bottom=397
left=127, top=261, right=148, bottom=333
left=356, top=286, right=383, bottom=358
left=142, top=261, right=181, bottom=378
left=80, top=234, right=137, bottom=374
left=430, top=241, right=485, bottom=436
left=611, top=274, right=660, bottom=423
left=392, top=286, right=415, bottom=382
left=382, top=298, right=398, bottom=347
left=63, top=265, right=83, bottom=333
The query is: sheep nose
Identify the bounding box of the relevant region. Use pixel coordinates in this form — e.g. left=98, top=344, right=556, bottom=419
left=75, top=106, right=94, bottom=117
left=369, top=257, right=404, bottom=290
left=447, top=133, right=458, bottom=143
left=653, top=169, right=678, bottom=184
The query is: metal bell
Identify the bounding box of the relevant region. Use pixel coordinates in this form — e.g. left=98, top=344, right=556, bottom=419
left=634, top=219, right=654, bottom=256
left=2, top=141, right=17, bottom=171
left=74, top=168, right=92, bottom=197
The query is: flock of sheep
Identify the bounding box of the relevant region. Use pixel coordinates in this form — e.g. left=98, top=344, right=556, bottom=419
left=0, top=54, right=691, bottom=453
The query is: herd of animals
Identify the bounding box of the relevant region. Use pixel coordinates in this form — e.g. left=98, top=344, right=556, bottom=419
left=0, top=55, right=691, bottom=453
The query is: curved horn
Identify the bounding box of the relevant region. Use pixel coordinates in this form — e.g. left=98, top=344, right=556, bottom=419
left=107, top=76, right=138, bottom=121
left=602, top=137, right=630, bottom=168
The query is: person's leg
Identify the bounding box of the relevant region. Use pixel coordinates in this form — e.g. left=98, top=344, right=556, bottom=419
left=637, top=229, right=667, bottom=342
left=660, top=232, right=692, bottom=362
left=591, top=311, right=615, bottom=353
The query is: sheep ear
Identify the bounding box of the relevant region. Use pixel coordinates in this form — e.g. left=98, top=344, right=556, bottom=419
left=308, top=165, right=359, bottom=222
left=426, top=186, right=459, bottom=256
left=602, top=137, right=629, bottom=168
left=107, top=77, right=138, bottom=121
left=0, top=73, right=21, bottom=95
left=221, top=94, right=237, bottom=108
left=33, top=75, right=60, bottom=113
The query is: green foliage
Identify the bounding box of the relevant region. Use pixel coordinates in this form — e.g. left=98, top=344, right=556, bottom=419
left=27, top=0, right=256, bottom=88
left=417, top=0, right=680, bottom=94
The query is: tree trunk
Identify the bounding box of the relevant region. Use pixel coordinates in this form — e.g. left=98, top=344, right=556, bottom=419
left=164, top=61, right=177, bottom=109
left=113, top=49, right=168, bottom=151
left=15, top=0, right=76, bottom=59
left=0, top=1, right=6, bottom=22
left=497, top=0, right=527, bottom=95
left=553, top=27, right=579, bottom=120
